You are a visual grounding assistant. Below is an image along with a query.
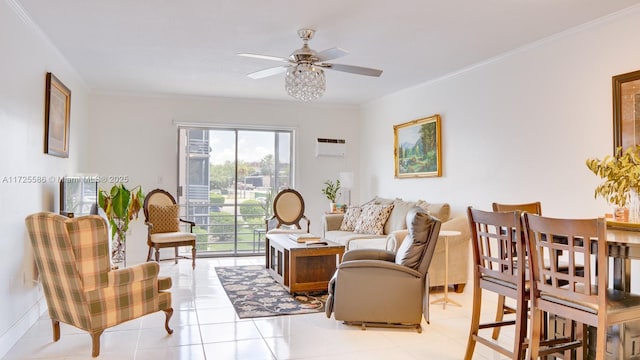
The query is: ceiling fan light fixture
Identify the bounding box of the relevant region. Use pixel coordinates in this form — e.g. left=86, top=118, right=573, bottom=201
left=285, top=63, right=325, bottom=102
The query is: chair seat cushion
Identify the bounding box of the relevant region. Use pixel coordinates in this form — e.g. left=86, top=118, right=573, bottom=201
left=150, top=231, right=195, bottom=243
left=148, top=204, right=180, bottom=234
left=541, top=285, right=640, bottom=315
left=481, top=275, right=531, bottom=292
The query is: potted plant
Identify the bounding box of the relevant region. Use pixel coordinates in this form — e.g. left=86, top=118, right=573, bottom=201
left=586, top=145, right=640, bottom=221
left=98, top=184, right=145, bottom=264
left=321, top=179, right=341, bottom=212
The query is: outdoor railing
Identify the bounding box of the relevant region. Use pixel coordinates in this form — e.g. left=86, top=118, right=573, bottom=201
left=180, top=201, right=268, bottom=255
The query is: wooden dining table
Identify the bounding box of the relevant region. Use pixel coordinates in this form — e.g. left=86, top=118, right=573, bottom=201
left=590, top=225, right=640, bottom=359
left=605, top=227, right=640, bottom=292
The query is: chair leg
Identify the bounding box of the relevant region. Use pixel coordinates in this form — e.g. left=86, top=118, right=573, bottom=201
left=90, top=330, right=104, bottom=357
left=146, top=246, right=153, bottom=262
left=576, top=322, right=588, bottom=360
left=464, top=288, right=482, bottom=360
left=529, top=307, right=543, bottom=359
left=155, top=247, right=160, bottom=262
left=174, top=247, right=178, bottom=264
left=595, top=325, right=606, bottom=360
left=513, top=293, right=527, bottom=360
left=191, top=246, right=196, bottom=269
left=51, top=319, right=60, bottom=341
left=163, top=308, right=174, bottom=334
left=492, top=294, right=506, bottom=340
left=566, top=320, right=584, bottom=360
left=424, top=275, right=431, bottom=324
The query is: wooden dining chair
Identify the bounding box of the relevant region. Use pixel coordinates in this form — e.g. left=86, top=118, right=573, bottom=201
left=143, top=189, right=197, bottom=269
left=492, top=201, right=586, bottom=345
left=491, top=202, right=542, bottom=341
left=465, top=207, right=528, bottom=360
left=523, top=213, right=640, bottom=359
left=492, top=201, right=542, bottom=215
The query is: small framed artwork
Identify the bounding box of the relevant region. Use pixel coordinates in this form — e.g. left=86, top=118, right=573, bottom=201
left=394, top=114, right=442, bottom=178
left=44, top=72, right=71, bottom=158
left=612, top=69, right=640, bottom=153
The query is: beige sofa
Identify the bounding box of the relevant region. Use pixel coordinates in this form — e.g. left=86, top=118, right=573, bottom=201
left=322, top=197, right=470, bottom=291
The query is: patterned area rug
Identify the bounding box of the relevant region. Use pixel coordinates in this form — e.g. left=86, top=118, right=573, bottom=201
left=215, top=265, right=327, bottom=319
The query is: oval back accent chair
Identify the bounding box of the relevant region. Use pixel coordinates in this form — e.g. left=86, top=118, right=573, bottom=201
left=266, top=188, right=310, bottom=233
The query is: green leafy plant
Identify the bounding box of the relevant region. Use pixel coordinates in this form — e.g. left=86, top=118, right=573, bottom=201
left=321, top=179, right=341, bottom=202
left=586, top=145, right=640, bottom=207
left=98, top=184, right=144, bottom=242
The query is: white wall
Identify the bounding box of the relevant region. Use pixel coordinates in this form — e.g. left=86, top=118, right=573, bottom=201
left=359, top=7, right=640, bottom=220
left=85, top=94, right=361, bottom=263
left=0, top=1, right=90, bottom=357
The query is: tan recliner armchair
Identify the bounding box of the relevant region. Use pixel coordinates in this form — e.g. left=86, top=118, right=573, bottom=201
left=325, top=207, right=441, bottom=332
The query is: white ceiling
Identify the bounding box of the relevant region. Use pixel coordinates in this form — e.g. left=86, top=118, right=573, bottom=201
left=14, top=0, right=640, bottom=105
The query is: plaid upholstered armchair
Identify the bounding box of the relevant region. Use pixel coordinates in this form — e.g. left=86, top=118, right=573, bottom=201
left=25, top=212, right=174, bottom=357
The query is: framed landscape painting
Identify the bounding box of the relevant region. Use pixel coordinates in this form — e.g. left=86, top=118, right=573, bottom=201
left=394, top=114, right=442, bottom=178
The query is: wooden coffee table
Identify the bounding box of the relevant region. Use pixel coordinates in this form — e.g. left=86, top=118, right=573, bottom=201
left=265, top=233, right=345, bottom=294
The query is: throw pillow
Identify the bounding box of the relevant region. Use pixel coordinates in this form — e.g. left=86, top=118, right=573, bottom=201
left=354, top=204, right=394, bottom=235
left=384, top=199, right=417, bottom=234
left=148, top=204, right=180, bottom=234
left=340, top=206, right=362, bottom=231
left=395, top=207, right=440, bottom=271
left=416, top=200, right=451, bottom=222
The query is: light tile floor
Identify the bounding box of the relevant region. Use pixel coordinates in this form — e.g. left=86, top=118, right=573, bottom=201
left=2, top=257, right=516, bottom=359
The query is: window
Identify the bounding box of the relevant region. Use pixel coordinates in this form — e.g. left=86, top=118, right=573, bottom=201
left=178, top=126, right=293, bottom=256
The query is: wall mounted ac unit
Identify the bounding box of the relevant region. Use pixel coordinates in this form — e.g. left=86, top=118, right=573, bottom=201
left=316, top=138, right=346, bottom=157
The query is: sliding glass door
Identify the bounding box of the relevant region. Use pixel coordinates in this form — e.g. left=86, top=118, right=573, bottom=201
left=178, top=127, right=293, bottom=256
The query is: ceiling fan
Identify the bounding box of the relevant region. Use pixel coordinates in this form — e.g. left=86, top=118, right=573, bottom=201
left=238, top=29, right=383, bottom=101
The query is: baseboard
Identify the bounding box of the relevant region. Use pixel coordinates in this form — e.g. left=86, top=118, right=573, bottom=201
left=0, top=296, right=47, bottom=359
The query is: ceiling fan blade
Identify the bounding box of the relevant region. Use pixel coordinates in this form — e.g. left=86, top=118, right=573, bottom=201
left=321, top=63, right=383, bottom=77
left=247, top=66, right=289, bottom=79
left=316, top=47, right=349, bottom=62
left=238, top=53, right=291, bottom=63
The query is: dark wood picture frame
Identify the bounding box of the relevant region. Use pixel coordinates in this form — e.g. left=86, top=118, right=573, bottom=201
left=613, top=69, right=640, bottom=153
left=44, top=72, right=71, bottom=158
left=393, top=114, right=442, bottom=178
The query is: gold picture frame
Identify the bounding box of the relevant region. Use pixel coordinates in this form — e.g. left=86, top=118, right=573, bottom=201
left=394, top=114, right=442, bottom=178
left=612, top=69, right=640, bottom=153
left=44, top=72, right=71, bottom=158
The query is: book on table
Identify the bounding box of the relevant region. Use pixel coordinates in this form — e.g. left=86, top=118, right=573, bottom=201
left=288, top=233, right=321, bottom=243
left=305, top=240, right=328, bottom=246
